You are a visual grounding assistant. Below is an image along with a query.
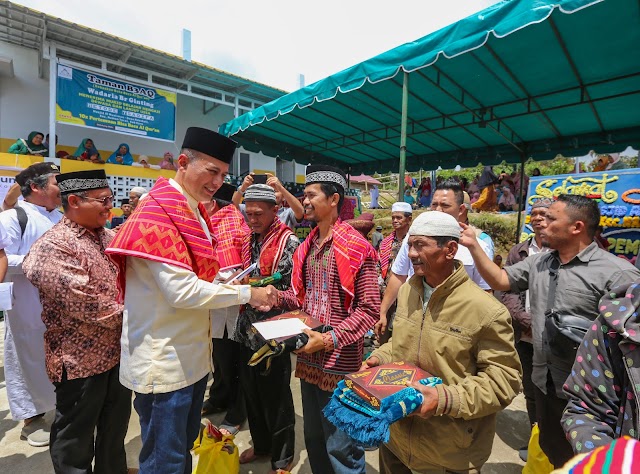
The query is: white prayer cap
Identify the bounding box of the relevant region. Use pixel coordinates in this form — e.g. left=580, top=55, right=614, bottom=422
left=391, top=202, right=413, bottom=213
left=130, top=186, right=147, bottom=195
left=408, top=211, right=461, bottom=238
left=244, top=184, right=276, bottom=204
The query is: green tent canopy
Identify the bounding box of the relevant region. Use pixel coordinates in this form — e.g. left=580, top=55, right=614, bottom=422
left=219, top=0, right=640, bottom=174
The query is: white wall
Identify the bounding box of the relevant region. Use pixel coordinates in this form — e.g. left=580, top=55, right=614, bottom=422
left=250, top=152, right=276, bottom=174
left=0, top=43, right=50, bottom=142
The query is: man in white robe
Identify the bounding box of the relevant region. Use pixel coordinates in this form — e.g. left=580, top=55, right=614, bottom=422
left=0, top=162, right=62, bottom=446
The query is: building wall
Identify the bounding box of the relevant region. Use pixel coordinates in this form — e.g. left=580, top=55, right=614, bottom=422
left=0, top=41, right=256, bottom=167
left=0, top=40, right=305, bottom=194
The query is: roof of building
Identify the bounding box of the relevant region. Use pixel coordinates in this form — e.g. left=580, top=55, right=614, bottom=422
left=0, top=0, right=286, bottom=108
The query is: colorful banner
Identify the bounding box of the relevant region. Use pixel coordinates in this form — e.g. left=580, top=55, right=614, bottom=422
left=522, top=169, right=640, bottom=263
left=56, top=65, right=177, bottom=141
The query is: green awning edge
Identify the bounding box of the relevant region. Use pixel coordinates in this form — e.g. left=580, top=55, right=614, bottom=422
left=219, top=0, right=604, bottom=138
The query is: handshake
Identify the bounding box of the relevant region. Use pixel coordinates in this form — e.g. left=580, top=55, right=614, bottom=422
left=248, top=285, right=279, bottom=312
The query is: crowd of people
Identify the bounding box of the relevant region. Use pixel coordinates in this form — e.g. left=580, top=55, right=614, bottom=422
left=397, top=165, right=531, bottom=214
left=7, top=130, right=179, bottom=170
left=1, top=125, right=640, bottom=474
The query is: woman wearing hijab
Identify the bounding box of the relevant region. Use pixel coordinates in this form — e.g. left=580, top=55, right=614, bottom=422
left=72, top=138, right=104, bottom=163
left=471, top=166, right=499, bottom=212
left=159, top=152, right=178, bottom=171
left=106, top=143, right=134, bottom=165
left=7, top=131, right=48, bottom=156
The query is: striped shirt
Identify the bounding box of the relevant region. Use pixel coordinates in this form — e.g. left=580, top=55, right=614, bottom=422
left=280, top=231, right=380, bottom=391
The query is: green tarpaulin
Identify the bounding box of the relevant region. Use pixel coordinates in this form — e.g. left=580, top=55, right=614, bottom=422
left=219, top=0, right=640, bottom=173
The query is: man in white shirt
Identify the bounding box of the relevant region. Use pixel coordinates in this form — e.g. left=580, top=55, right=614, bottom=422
left=106, top=127, right=276, bottom=474
left=0, top=162, right=62, bottom=447
left=377, top=180, right=494, bottom=336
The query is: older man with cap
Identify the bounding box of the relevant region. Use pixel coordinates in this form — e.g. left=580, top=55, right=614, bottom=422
left=106, top=127, right=276, bottom=474
left=110, top=198, right=132, bottom=228
left=128, top=186, right=147, bottom=210
left=375, top=201, right=412, bottom=343
left=23, top=169, right=132, bottom=473
left=233, top=183, right=300, bottom=473
left=365, top=211, right=521, bottom=473
left=0, top=162, right=61, bottom=447
left=275, top=164, right=381, bottom=474
left=376, top=180, right=494, bottom=339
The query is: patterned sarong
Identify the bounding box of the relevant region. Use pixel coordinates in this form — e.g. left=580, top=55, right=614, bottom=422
left=106, top=177, right=219, bottom=302
left=291, top=219, right=377, bottom=311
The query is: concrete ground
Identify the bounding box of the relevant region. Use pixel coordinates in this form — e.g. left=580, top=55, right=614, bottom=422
left=0, top=326, right=528, bottom=473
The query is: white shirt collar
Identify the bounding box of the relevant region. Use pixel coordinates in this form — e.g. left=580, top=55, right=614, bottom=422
left=169, top=178, right=199, bottom=212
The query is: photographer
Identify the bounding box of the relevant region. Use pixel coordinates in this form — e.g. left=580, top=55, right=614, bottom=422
left=459, top=194, right=640, bottom=468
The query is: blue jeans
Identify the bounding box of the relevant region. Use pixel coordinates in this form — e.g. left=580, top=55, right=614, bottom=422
left=300, top=379, right=366, bottom=474
left=134, top=376, right=208, bottom=474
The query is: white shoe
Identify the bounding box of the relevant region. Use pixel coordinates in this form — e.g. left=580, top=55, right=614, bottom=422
left=20, top=417, right=50, bottom=447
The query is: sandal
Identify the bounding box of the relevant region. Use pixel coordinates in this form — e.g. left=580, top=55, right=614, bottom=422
left=218, top=422, right=241, bottom=437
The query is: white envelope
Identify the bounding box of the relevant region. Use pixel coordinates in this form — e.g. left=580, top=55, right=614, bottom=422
left=252, top=318, right=310, bottom=341
left=0, top=282, right=13, bottom=311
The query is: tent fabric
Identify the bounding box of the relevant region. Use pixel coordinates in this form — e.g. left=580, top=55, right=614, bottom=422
left=349, top=174, right=382, bottom=185
left=219, top=0, right=640, bottom=173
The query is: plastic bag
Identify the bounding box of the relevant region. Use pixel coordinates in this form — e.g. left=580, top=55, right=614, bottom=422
left=192, top=423, right=240, bottom=474
left=522, top=423, right=553, bottom=474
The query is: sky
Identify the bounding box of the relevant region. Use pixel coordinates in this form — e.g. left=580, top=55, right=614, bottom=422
left=15, top=0, right=500, bottom=91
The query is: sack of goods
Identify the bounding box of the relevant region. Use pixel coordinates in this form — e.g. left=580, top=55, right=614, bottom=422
left=323, top=361, right=442, bottom=447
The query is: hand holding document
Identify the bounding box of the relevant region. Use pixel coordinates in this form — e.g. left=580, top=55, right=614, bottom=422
left=252, top=318, right=310, bottom=341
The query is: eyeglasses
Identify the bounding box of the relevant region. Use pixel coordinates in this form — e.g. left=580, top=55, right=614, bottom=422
left=79, top=195, right=114, bottom=206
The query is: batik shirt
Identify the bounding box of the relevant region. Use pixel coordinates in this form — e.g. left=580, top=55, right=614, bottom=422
left=22, top=218, right=122, bottom=382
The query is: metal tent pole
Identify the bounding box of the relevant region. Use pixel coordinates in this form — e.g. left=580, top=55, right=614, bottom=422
left=398, top=72, right=409, bottom=202
left=515, top=151, right=527, bottom=243
left=48, top=44, right=57, bottom=160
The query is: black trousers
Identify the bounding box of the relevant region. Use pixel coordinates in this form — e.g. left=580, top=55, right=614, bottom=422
left=208, top=330, right=246, bottom=425
left=515, top=340, right=536, bottom=427
left=50, top=364, right=131, bottom=474
left=533, top=372, right=574, bottom=468
left=238, top=345, right=295, bottom=470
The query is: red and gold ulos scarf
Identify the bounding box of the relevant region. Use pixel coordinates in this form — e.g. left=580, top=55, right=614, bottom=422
left=210, top=204, right=250, bottom=271
left=378, top=231, right=396, bottom=279
left=106, top=177, right=219, bottom=302
left=291, top=219, right=377, bottom=311
left=241, top=217, right=294, bottom=276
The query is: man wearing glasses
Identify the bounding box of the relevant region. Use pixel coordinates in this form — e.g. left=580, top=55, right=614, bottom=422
left=23, top=169, right=133, bottom=473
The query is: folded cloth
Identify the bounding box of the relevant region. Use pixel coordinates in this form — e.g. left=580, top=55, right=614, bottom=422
left=323, top=376, right=442, bottom=447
